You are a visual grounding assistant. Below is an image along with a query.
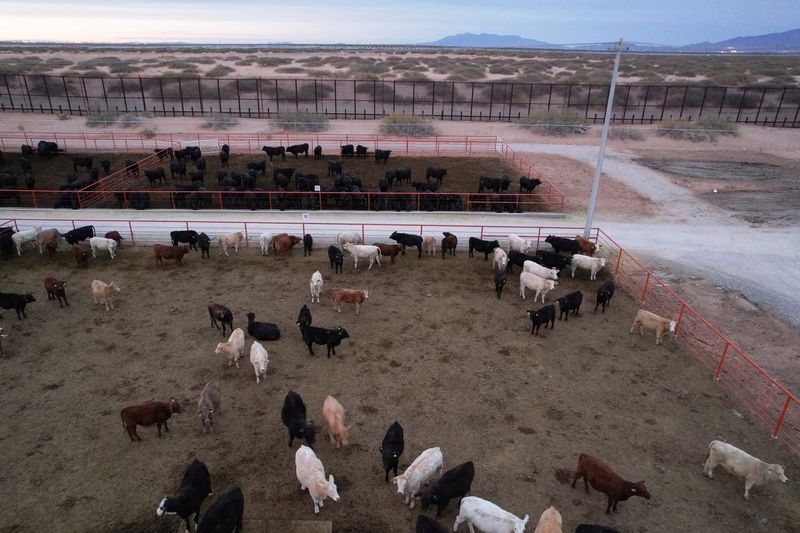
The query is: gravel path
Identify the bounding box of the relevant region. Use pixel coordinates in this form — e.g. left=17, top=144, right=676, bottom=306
left=510, top=143, right=800, bottom=325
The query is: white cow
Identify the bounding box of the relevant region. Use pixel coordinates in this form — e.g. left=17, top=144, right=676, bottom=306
left=342, top=243, right=381, bottom=270
left=249, top=341, right=269, bottom=384
left=519, top=272, right=557, bottom=302
left=215, top=327, right=245, bottom=368
left=703, top=440, right=788, bottom=500
left=11, top=225, right=41, bottom=256
left=507, top=234, right=530, bottom=254
left=295, top=445, right=340, bottom=514
left=310, top=271, right=324, bottom=303
left=336, top=231, right=361, bottom=249
left=523, top=260, right=559, bottom=281
left=259, top=232, right=273, bottom=255
left=89, top=236, right=118, bottom=259
left=570, top=254, right=606, bottom=280
left=454, top=496, right=530, bottom=533
left=492, top=248, right=508, bottom=270
left=391, top=447, right=443, bottom=509
left=219, top=231, right=244, bottom=256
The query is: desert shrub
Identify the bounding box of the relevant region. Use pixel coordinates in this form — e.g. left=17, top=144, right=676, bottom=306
left=202, top=114, right=239, bottom=130
left=306, top=69, right=334, bottom=77
left=119, top=114, right=148, bottom=129
left=141, top=128, right=157, bottom=139
left=205, top=65, right=236, bottom=77
left=379, top=113, right=437, bottom=135
left=606, top=127, right=645, bottom=141
left=256, top=57, right=293, bottom=67
left=296, top=56, right=327, bottom=67
left=518, top=109, right=587, bottom=136
left=56, top=112, right=70, bottom=121
left=109, top=63, right=143, bottom=74
left=695, top=115, right=738, bottom=135
left=446, top=65, right=487, bottom=81
left=656, top=118, right=736, bottom=142
left=184, top=57, right=217, bottom=65
left=85, top=111, right=119, bottom=127
left=275, top=67, right=306, bottom=74
left=273, top=112, right=329, bottom=132
left=235, top=57, right=257, bottom=66
left=159, top=60, right=198, bottom=70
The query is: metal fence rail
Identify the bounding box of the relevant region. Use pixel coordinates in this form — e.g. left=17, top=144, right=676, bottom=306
left=2, top=74, right=799, bottom=127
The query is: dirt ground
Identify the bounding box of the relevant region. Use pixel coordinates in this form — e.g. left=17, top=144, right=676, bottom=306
left=1, top=246, right=799, bottom=533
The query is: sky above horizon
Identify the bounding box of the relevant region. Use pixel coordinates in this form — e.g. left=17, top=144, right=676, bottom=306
left=2, top=0, right=798, bottom=46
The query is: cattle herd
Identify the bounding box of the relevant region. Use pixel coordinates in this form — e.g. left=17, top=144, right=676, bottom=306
left=0, top=142, right=545, bottom=213
left=0, top=219, right=790, bottom=533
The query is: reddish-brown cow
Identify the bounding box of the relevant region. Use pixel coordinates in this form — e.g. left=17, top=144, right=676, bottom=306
left=272, top=234, right=302, bottom=255
left=371, top=242, right=404, bottom=264
left=105, top=231, right=124, bottom=244
left=73, top=244, right=90, bottom=268
left=441, top=232, right=458, bottom=259
left=44, top=276, right=69, bottom=308
left=332, top=287, right=369, bottom=315
left=574, top=235, right=597, bottom=256
left=571, top=453, right=651, bottom=514
left=154, top=244, right=190, bottom=266
left=120, top=398, right=182, bottom=442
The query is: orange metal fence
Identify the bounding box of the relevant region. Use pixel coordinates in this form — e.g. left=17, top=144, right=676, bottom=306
left=0, top=133, right=566, bottom=212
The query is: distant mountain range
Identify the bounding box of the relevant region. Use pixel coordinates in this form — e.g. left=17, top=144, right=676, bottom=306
left=419, top=29, right=800, bottom=52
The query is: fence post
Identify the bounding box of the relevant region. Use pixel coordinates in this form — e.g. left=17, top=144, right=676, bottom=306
left=361, top=225, right=365, bottom=245
left=641, top=272, right=651, bottom=303
left=714, top=343, right=730, bottom=380
left=773, top=397, right=793, bottom=438
left=535, top=227, right=541, bottom=253
left=31, top=191, right=38, bottom=208
left=614, top=248, right=622, bottom=275
left=244, top=222, right=249, bottom=247
left=128, top=220, right=135, bottom=246
left=674, top=303, right=687, bottom=336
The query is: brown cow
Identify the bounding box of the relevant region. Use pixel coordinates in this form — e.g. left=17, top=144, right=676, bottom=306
left=154, top=244, right=190, bottom=266
left=73, top=244, right=90, bottom=268
left=36, top=228, right=60, bottom=255
left=44, top=239, right=58, bottom=258
left=120, top=398, right=182, bottom=442
left=105, top=231, right=124, bottom=244
left=44, top=276, right=69, bottom=308
left=574, top=235, right=597, bottom=256
left=272, top=234, right=302, bottom=255
left=372, top=242, right=404, bottom=264
left=571, top=453, right=651, bottom=514
left=441, top=232, right=458, bottom=259
left=332, top=287, right=369, bottom=315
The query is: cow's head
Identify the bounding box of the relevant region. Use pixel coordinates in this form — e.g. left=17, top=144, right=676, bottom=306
left=168, top=397, right=182, bottom=414
left=156, top=496, right=175, bottom=516
left=24, top=293, right=36, bottom=303
left=337, top=327, right=350, bottom=340
left=391, top=474, right=408, bottom=495
left=326, top=475, right=340, bottom=501
left=199, top=406, right=215, bottom=430
left=669, top=320, right=677, bottom=334
left=768, top=464, right=788, bottom=483
left=631, top=480, right=651, bottom=499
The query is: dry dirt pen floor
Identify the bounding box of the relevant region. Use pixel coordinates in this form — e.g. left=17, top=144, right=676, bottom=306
left=1, top=244, right=799, bottom=533
left=0, top=152, right=552, bottom=211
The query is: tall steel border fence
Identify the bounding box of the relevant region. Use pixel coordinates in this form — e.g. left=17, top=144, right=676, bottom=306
left=2, top=216, right=798, bottom=457
left=1, top=74, right=799, bottom=126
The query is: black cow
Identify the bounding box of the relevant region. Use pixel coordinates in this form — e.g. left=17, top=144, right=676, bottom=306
left=527, top=304, right=556, bottom=336
left=100, top=158, right=111, bottom=174
left=24, top=173, right=35, bottom=190
left=170, top=230, right=200, bottom=251
left=416, top=515, right=449, bottom=533
left=20, top=159, right=32, bottom=174
left=71, top=156, right=93, bottom=172
left=478, top=176, right=510, bottom=193
left=557, top=291, right=583, bottom=321
left=296, top=304, right=312, bottom=329
left=37, top=141, right=59, bottom=157
left=0, top=292, right=36, bottom=320
left=198, top=233, right=211, bottom=259
left=327, top=160, right=343, bottom=176
left=296, top=173, right=320, bottom=192
left=303, top=234, right=313, bottom=256
left=340, top=144, right=355, bottom=157
left=494, top=268, right=507, bottom=299
left=170, top=160, right=186, bottom=180
left=545, top=235, right=580, bottom=255
left=157, top=459, right=212, bottom=533
left=375, top=149, right=391, bottom=164
left=184, top=146, right=202, bottom=161
left=535, top=250, right=571, bottom=270
left=21, top=144, right=33, bottom=156
left=425, top=167, right=447, bottom=184
left=281, top=391, right=316, bottom=448
left=124, top=159, right=139, bottom=176
left=194, top=156, right=207, bottom=173
left=595, top=280, right=615, bottom=313
left=246, top=312, right=280, bottom=341
left=261, top=145, right=286, bottom=161
left=506, top=250, right=539, bottom=273
left=299, top=323, right=349, bottom=358
left=468, top=237, right=499, bottom=260
left=313, top=145, right=322, bottom=159
left=287, top=143, right=309, bottom=158
left=153, top=147, right=174, bottom=162
left=416, top=461, right=475, bottom=517
left=144, top=167, right=166, bottom=186
left=219, top=149, right=229, bottom=167
left=380, top=421, right=404, bottom=482
left=328, top=245, right=343, bottom=273
left=390, top=231, right=423, bottom=258
left=355, top=145, right=368, bottom=157
left=246, top=159, right=266, bottom=176
left=0, top=228, right=15, bottom=258
left=196, top=487, right=244, bottom=533
left=519, top=176, right=542, bottom=193
left=63, top=225, right=95, bottom=245
left=189, top=170, right=205, bottom=185
left=388, top=167, right=411, bottom=186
